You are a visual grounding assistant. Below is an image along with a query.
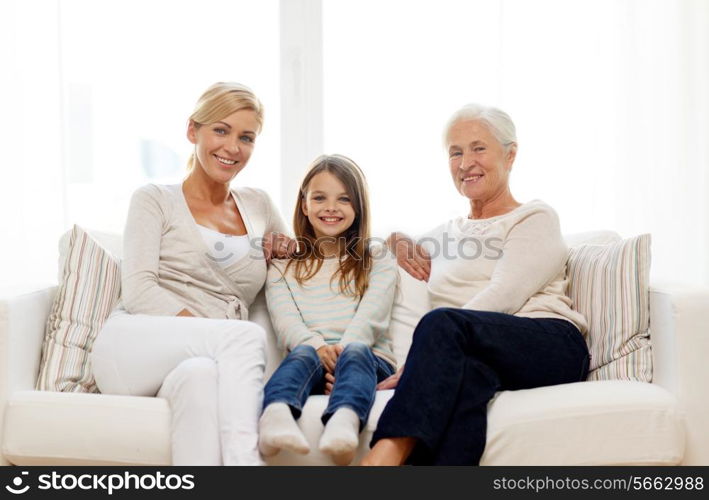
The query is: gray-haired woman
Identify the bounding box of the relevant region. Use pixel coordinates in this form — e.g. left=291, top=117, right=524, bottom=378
left=361, top=104, right=590, bottom=465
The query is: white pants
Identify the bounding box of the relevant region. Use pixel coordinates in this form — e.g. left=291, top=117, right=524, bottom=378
left=91, top=310, right=266, bottom=465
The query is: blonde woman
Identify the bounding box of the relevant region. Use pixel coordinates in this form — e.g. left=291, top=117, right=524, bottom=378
left=91, top=83, right=291, bottom=465
left=259, top=155, right=397, bottom=465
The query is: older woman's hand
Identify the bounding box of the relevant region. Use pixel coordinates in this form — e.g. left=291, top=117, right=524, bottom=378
left=387, top=233, right=431, bottom=281
left=324, top=372, right=336, bottom=395
left=262, top=232, right=297, bottom=263
left=376, top=365, right=404, bottom=390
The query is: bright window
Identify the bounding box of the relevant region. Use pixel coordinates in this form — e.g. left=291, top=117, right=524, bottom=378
left=323, top=0, right=709, bottom=284
left=1, top=0, right=707, bottom=289
left=59, top=0, right=281, bottom=232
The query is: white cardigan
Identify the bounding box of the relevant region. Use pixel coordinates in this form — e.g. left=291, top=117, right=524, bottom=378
left=118, top=183, right=287, bottom=320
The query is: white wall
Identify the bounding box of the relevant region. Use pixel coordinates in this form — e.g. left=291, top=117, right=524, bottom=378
left=0, top=0, right=65, bottom=289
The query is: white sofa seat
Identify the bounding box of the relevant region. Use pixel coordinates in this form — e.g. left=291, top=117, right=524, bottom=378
left=3, top=391, right=171, bottom=466
left=482, top=380, right=684, bottom=465
left=3, top=380, right=683, bottom=466
left=2, top=230, right=707, bottom=466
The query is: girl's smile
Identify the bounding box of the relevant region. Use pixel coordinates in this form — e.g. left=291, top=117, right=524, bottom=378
left=319, top=216, right=345, bottom=225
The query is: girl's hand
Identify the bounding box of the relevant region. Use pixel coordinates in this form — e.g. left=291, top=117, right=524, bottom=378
left=324, top=372, right=335, bottom=395
left=263, top=232, right=297, bottom=263
left=376, top=365, right=404, bottom=390
left=317, top=344, right=343, bottom=373
left=387, top=233, right=431, bottom=282
left=322, top=345, right=344, bottom=394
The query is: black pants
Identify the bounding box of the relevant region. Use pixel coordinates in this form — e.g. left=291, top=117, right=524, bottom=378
left=371, top=307, right=590, bottom=465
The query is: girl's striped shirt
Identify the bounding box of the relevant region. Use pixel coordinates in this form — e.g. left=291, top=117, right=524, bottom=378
left=265, top=249, right=398, bottom=366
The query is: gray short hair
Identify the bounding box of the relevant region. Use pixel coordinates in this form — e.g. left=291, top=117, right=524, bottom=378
left=443, top=103, right=517, bottom=151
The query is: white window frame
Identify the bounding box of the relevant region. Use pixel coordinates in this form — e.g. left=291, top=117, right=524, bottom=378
left=279, top=0, right=323, bottom=214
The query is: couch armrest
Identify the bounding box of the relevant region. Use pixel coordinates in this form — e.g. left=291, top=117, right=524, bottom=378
left=0, top=285, right=57, bottom=465
left=0, top=286, right=57, bottom=393
left=650, top=284, right=709, bottom=465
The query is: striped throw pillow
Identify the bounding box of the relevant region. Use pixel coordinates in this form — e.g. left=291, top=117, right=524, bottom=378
left=37, top=225, right=121, bottom=392
left=567, top=234, right=652, bottom=382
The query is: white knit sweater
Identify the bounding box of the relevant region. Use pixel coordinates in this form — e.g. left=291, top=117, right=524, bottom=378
left=420, top=200, right=588, bottom=335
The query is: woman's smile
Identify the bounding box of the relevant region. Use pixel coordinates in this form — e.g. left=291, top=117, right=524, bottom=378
left=462, top=174, right=484, bottom=184
left=447, top=119, right=516, bottom=209
left=213, top=154, right=238, bottom=167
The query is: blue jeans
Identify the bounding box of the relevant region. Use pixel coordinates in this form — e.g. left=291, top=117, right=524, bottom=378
left=371, top=308, right=590, bottom=465
left=263, top=343, right=395, bottom=430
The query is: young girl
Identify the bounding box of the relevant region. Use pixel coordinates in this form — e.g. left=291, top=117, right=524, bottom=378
left=260, top=154, right=398, bottom=465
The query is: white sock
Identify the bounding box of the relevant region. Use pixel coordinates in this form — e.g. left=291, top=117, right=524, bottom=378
left=258, top=403, right=310, bottom=456
left=318, top=407, right=360, bottom=465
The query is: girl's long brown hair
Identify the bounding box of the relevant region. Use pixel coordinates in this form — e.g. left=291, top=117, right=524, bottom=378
left=285, top=154, right=372, bottom=299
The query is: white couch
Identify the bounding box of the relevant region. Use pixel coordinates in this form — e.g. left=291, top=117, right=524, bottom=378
left=1, top=231, right=707, bottom=466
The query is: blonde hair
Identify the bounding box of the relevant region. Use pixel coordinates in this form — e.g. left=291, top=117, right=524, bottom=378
left=186, top=82, right=264, bottom=171
left=286, top=154, right=372, bottom=299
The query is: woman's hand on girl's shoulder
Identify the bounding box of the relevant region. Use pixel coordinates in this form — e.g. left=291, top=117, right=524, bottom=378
left=263, top=232, right=297, bottom=263
left=376, top=365, right=404, bottom=390
left=387, top=233, right=431, bottom=282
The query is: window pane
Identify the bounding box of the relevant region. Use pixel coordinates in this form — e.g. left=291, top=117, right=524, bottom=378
left=60, top=0, right=280, bottom=232
left=322, top=0, right=659, bottom=237
left=323, top=0, right=505, bottom=237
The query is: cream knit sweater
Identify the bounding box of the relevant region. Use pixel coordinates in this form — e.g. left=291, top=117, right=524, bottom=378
left=420, top=200, right=588, bottom=335
left=118, top=183, right=287, bottom=320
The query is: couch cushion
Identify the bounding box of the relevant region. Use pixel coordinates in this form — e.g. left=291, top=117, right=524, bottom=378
left=3, top=381, right=682, bottom=466
left=480, top=380, right=683, bottom=465
left=37, top=225, right=121, bottom=392
left=567, top=234, right=652, bottom=381
left=2, top=390, right=170, bottom=465
left=256, top=381, right=684, bottom=466
left=58, top=228, right=124, bottom=283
